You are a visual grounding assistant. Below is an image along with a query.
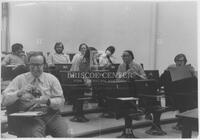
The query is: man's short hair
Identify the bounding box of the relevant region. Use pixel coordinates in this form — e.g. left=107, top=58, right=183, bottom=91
left=27, top=52, right=46, bottom=64
left=12, top=43, right=23, bottom=53
left=124, top=50, right=134, bottom=60
left=174, top=53, right=187, bottom=64
left=106, top=46, right=115, bottom=55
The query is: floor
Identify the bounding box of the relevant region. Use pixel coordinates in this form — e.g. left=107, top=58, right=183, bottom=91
left=1, top=104, right=199, bottom=138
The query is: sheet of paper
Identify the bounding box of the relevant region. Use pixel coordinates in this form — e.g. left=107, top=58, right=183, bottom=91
left=9, top=111, right=44, bottom=117
left=116, top=97, right=138, bottom=101
left=168, top=65, right=193, bottom=81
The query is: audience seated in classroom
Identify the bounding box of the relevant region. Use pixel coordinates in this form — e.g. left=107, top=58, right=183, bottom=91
left=1, top=52, right=70, bottom=137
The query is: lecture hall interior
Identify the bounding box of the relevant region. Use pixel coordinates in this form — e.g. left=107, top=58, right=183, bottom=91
left=1, top=1, right=199, bottom=138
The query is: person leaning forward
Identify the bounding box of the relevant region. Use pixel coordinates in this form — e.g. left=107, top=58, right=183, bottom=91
left=2, top=52, right=70, bottom=137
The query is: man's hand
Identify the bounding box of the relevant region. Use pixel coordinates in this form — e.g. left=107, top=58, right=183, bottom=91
left=17, top=84, right=36, bottom=98
left=33, top=96, right=49, bottom=105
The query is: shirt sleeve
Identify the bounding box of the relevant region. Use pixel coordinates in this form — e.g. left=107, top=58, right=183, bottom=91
left=1, top=55, right=10, bottom=66
left=65, top=54, right=70, bottom=63
left=99, top=56, right=107, bottom=67
left=70, top=54, right=81, bottom=71
left=188, top=65, right=196, bottom=77
left=138, top=64, right=146, bottom=78
left=1, top=76, right=21, bottom=106
left=47, top=54, right=54, bottom=66
left=116, top=64, right=124, bottom=78
left=49, top=75, right=65, bottom=110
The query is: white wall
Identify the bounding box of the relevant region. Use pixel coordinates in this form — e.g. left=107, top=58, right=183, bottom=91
left=156, top=2, right=197, bottom=73
left=7, top=1, right=197, bottom=72
left=8, top=1, right=155, bottom=69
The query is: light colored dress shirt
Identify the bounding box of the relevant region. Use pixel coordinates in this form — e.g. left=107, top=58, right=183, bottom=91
left=1, top=54, right=25, bottom=66
left=2, top=72, right=65, bottom=111
left=70, top=53, right=84, bottom=71
left=117, top=61, right=146, bottom=79
left=47, top=53, right=70, bottom=65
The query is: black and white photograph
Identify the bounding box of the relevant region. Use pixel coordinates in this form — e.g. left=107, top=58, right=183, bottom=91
left=1, top=0, right=198, bottom=138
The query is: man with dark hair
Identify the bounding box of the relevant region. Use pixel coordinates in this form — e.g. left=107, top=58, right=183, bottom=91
left=99, top=46, right=116, bottom=70
left=2, top=43, right=26, bottom=66
left=1, top=43, right=28, bottom=80
left=2, top=52, right=70, bottom=137
left=117, top=50, right=146, bottom=79
left=47, top=42, right=70, bottom=66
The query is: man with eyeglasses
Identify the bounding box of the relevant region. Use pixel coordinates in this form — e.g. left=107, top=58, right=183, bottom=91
left=2, top=52, right=70, bottom=137
left=117, top=50, right=146, bottom=79
left=161, top=53, right=197, bottom=131
left=167, top=53, right=195, bottom=76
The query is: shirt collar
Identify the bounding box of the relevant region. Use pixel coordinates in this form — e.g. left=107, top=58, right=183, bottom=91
left=27, top=72, right=44, bottom=84
left=54, top=52, right=64, bottom=55
left=123, top=61, right=133, bottom=66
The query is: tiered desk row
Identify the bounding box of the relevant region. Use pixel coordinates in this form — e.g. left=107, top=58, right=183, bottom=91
left=1, top=64, right=198, bottom=138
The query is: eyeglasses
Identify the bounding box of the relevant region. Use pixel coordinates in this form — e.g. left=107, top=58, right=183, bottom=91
left=121, top=55, right=130, bottom=58
left=29, top=63, right=44, bottom=68
left=175, top=60, right=185, bottom=62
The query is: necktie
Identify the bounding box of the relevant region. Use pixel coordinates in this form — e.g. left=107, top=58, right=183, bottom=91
left=31, top=78, right=39, bottom=87
left=126, top=64, right=130, bottom=71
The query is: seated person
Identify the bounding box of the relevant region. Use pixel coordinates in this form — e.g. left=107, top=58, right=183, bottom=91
left=88, top=47, right=99, bottom=70
left=117, top=50, right=167, bottom=135
left=160, top=53, right=197, bottom=130
left=117, top=50, right=146, bottom=79
left=99, top=46, right=116, bottom=70
left=101, top=50, right=146, bottom=118
left=47, top=42, right=70, bottom=67
left=70, top=43, right=89, bottom=71
left=1, top=52, right=69, bottom=137
left=1, top=43, right=28, bottom=80
left=70, top=43, right=91, bottom=122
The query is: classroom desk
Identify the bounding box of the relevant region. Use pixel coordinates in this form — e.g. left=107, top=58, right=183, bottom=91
left=176, top=108, right=198, bottom=138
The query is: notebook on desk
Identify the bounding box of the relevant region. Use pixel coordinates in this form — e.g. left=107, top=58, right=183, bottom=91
left=9, top=111, right=45, bottom=117
left=168, top=65, right=193, bottom=82
left=135, top=79, right=158, bottom=95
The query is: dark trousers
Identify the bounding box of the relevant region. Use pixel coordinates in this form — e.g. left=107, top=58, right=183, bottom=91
left=16, top=113, right=69, bottom=137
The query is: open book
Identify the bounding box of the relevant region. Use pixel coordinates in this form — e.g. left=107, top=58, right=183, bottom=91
left=9, top=111, right=45, bottom=117
left=168, top=64, right=193, bottom=81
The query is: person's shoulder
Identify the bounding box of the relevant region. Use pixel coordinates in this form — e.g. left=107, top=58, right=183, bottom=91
left=4, top=53, right=13, bottom=58
left=13, top=72, right=30, bottom=80
left=131, top=61, right=140, bottom=66
left=43, top=72, right=60, bottom=80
